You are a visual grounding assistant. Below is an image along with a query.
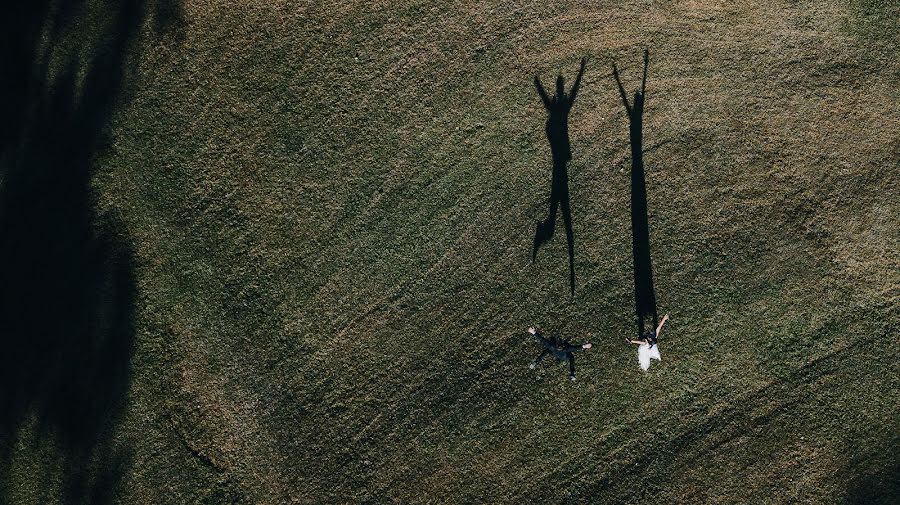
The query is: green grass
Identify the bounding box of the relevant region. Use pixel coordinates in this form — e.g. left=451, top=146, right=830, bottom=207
left=2, top=0, right=898, bottom=503
left=846, top=0, right=900, bottom=51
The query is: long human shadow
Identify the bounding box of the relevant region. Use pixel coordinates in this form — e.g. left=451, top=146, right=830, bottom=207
left=612, top=50, right=658, bottom=336
left=532, top=57, right=586, bottom=296
left=0, top=1, right=180, bottom=503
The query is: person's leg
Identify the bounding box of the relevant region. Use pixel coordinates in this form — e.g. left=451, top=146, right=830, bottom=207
left=561, top=183, right=575, bottom=295
left=567, top=352, right=576, bottom=380
left=533, top=164, right=562, bottom=261
left=531, top=349, right=551, bottom=369
left=547, top=161, right=563, bottom=233
left=547, top=187, right=560, bottom=231
left=535, top=196, right=558, bottom=238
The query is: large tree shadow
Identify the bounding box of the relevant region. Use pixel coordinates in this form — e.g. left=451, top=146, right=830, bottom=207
left=612, top=50, right=658, bottom=336
left=531, top=58, right=586, bottom=296
left=0, top=1, right=180, bottom=502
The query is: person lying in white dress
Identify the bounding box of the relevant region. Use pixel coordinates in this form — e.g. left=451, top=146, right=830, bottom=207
left=626, top=313, right=669, bottom=371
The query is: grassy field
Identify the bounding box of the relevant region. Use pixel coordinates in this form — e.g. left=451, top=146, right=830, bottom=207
left=1, top=0, right=898, bottom=503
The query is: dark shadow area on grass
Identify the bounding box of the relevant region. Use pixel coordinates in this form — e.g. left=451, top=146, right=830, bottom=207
left=612, top=50, right=658, bottom=336
left=843, top=438, right=900, bottom=505
left=531, top=58, right=586, bottom=296
left=845, top=460, right=900, bottom=504
left=0, top=1, right=179, bottom=503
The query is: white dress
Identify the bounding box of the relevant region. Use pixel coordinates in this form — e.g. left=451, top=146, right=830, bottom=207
left=638, top=343, right=661, bottom=371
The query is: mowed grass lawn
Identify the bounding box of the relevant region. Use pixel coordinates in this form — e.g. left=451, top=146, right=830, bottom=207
left=2, top=0, right=898, bottom=503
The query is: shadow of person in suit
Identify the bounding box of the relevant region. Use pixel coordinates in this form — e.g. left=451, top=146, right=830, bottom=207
left=532, top=57, right=587, bottom=296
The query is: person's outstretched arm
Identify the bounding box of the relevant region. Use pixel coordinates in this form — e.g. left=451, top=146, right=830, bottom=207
left=654, top=314, right=670, bottom=339
left=529, top=327, right=553, bottom=348
left=640, top=49, right=649, bottom=98
left=611, top=62, right=631, bottom=113
left=534, top=76, right=551, bottom=109
left=564, top=342, right=592, bottom=352
left=568, top=57, right=588, bottom=105
left=625, top=338, right=644, bottom=345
